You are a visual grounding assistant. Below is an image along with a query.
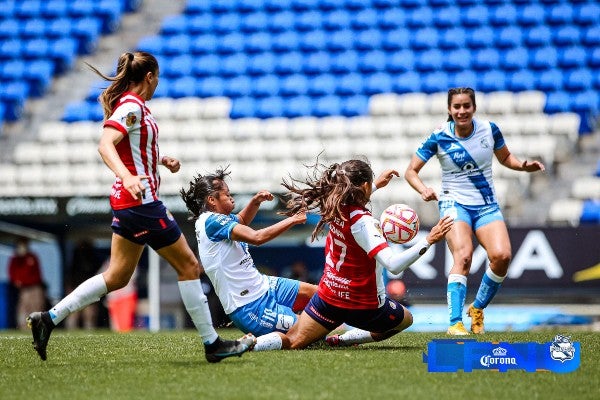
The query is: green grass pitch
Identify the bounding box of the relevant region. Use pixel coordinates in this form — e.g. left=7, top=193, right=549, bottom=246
left=1, top=329, right=598, bottom=400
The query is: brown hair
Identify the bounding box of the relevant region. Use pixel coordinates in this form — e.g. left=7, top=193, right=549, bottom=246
left=86, top=51, right=159, bottom=120
left=282, top=158, right=374, bottom=241
left=180, top=166, right=232, bottom=220
left=447, top=87, right=476, bottom=122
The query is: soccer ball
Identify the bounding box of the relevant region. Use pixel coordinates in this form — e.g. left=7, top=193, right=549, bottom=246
left=379, top=204, right=420, bottom=244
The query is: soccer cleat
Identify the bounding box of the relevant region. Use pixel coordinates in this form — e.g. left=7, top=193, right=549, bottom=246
left=27, top=311, right=55, bottom=361
left=446, top=322, right=470, bottom=336
left=467, top=304, right=485, bottom=334
left=204, top=336, right=253, bottom=363
left=325, top=334, right=343, bottom=347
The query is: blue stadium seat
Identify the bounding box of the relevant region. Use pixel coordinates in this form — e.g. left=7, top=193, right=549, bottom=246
left=281, top=74, right=309, bottom=97
left=495, top=26, right=522, bottom=49
left=582, top=26, right=600, bottom=48
left=352, top=8, right=378, bottom=31
left=300, top=30, right=328, bottom=53
left=341, top=94, right=368, bottom=117
left=274, top=52, right=303, bottom=75
left=284, top=95, right=312, bottom=117
left=564, top=69, right=593, bottom=92
left=190, top=34, right=218, bottom=55
left=230, top=96, right=257, bottom=119
left=0, top=19, right=19, bottom=39
left=197, top=76, right=225, bottom=97
left=20, top=19, right=46, bottom=39
left=220, top=53, right=249, bottom=77
left=164, top=55, right=193, bottom=79
left=356, top=29, right=382, bottom=51
left=537, top=69, right=564, bottom=92
left=62, top=101, right=92, bottom=123
left=185, top=0, right=211, bottom=14
left=327, top=30, right=355, bottom=52
left=245, top=32, right=272, bottom=54
left=72, top=17, right=102, bottom=54
left=393, top=71, right=421, bottom=93
left=574, top=3, right=600, bottom=26
left=331, top=50, right=359, bottom=74
left=295, top=11, right=323, bottom=32
left=95, top=0, right=122, bottom=34
left=188, top=14, right=214, bottom=35
left=0, top=1, right=16, bottom=20
left=42, top=0, right=68, bottom=19
left=240, top=12, right=268, bottom=33
left=268, top=11, right=295, bottom=33
left=323, top=9, right=351, bottom=31
left=169, top=76, right=197, bottom=98
left=303, top=51, right=331, bottom=75
left=516, top=4, right=545, bottom=26
left=1, top=60, right=25, bottom=81
left=256, top=96, right=284, bottom=119
left=509, top=70, right=537, bottom=92
left=438, top=27, right=466, bottom=49
left=553, top=26, right=582, bottom=48
left=25, top=60, right=54, bottom=97
left=313, top=95, right=342, bottom=117
left=412, top=28, right=439, bottom=50
left=421, top=71, right=450, bottom=94
left=501, top=47, right=529, bottom=71
left=291, top=0, right=320, bottom=11
left=248, top=52, right=277, bottom=76
left=217, top=33, right=245, bottom=54
left=364, top=72, right=393, bottom=95
left=571, top=90, right=599, bottom=115
left=590, top=48, right=600, bottom=69
left=544, top=91, right=571, bottom=113
left=381, top=28, right=411, bottom=51
left=433, top=6, right=460, bottom=28
left=239, top=0, right=266, bottom=14
left=214, top=13, right=241, bottom=34
left=545, top=3, right=574, bottom=26
left=161, top=15, right=188, bottom=36
left=336, top=73, right=363, bottom=96
left=406, top=7, right=433, bottom=28
left=466, top=26, right=495, bottom=49
left=69, top=0, right=94, bottom=18
left=451, top=70, right=478, bottom=89
left=49, top=37, right=77, bottom=74
left=192, top=54, right=220, bottom=77
left=489, top=4, right=517, bottom=26
left=525, top=25, right=552, bottom=48
left=558, top=46, right=587, bottom=69
left=0, top=81, right=28, bottom=120
left=385, top=49, right=415, bottom=73
left=462, top=5, right=489, bottom=27
left=0, top=39, right=22, bottom=61
left=252, top=74, right=280, bottom=98
left=477, top=70, right=506, bottom=93
left=224, top=75, right=253, bottom=98
left=379, top=8, right=407, bottom=31
left=308, top=74, right=337, bottom=97
left=272, top=31, right=300, bottom=52
left=580, top=200, right=600, bottom=224
left=46, top=18, right=72, bottom=39
left=443, top=49, right=471, bottom=71
left=16, top=0, right=43, bottom=20
left=211, top=0, right=237, bottom=14
left=415, top=49, right=444, bottom=72
left=345, top=0, right=370, bottom=11
left=163, top=34, right=192, bottom=56
left=358, top=50, right=386, bottom=73
left=137, top=35, right=164, bottom=54
left=318, top=0, right=346, bottom=11
left=23, top=39, right=50, bottom=60
left=529, top=46, right=558, bottom=70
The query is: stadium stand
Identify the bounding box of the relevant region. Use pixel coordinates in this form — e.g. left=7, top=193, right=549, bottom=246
left=0, top=0, right=598, bottom=226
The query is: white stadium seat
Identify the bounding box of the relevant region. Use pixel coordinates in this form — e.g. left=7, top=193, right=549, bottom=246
left=427, top=92, right=448, bottom=116
left=38, top=121, right=68, bottom=143
left=318, top=116, right=348, bottom=139
left=482, top=91, right=515, bottom=115
left=548, top=112, right=581, bottom=143
left=514, top=90, right=547, bottom=114
left=262, top=117, right=289, bottom=140
left=14, top=142, right=44, bottom=164
left=346, top=116, right=374, bottom=139
left=397, top=93, right=428, bottom=116
left=368, top=93, right=399, bottom=116
left=172, top=97, right=204, bottom=120
left=571, top=176, right=600, bottom=200
left=202, top=97, right=232, bottom=119
left=547, top=198, right=584, bottom=226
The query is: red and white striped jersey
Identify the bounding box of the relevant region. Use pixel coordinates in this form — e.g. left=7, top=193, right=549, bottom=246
left=103, top=91, right=160, bottom=210
left=318, top=205, right=390, bottom=309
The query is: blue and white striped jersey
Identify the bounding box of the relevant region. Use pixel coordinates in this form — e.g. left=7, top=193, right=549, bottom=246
left=415, top=118, right=506, bottom=206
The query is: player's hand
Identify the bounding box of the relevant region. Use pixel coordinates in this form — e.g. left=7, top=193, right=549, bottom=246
left=123, top=174, right=149, bottom=199
left=374, top=169, right=400, bottom=189
left=425, top=215, right=454, bottom=244
left=522, top=160, right=545, bottom=172
left=420, top=187, right=439, bottom=202
left=253, top=190, right=274, bottom=204
left=161, top=156, right=181, bottom=173
left=291, top=210, right=307, bottom=224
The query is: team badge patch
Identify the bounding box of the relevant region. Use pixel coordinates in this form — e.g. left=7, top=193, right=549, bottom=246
left=124, top=112, right=137, bottom=127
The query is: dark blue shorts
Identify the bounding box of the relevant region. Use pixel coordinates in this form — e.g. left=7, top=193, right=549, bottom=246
left=111, top=201, right=182, bottom=250
left=304, top=293, right=406, bottom=333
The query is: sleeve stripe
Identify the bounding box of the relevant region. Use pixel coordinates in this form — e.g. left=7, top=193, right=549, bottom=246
left=367, top=242, right=388, bottom=258
left=103, top=120, right=127, bottom=135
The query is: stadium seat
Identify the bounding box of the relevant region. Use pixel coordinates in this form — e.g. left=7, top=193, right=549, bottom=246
left=272, top=31, right=300, bottom=53
left=299, top=30, right=327, bottom=53
left=571, top=177, right=600, bottom=201
left=529, top=46, right=558, bottom=70
left=558, top=46, right=587, bottom=69
left=547, top=199, right=583, bottom=226
left=303, top=51, right=331, bottom=75
left=285, top=96, right=312, bottom=118
left=516, top=4, right=545, bottom=26
left=164, top=55, right=193, bottom=79
left=262, top=117, right=289, bottom=139
left=548, top=112, right=581, bottom=142
left=356, top=29, right=383, bottom=51
left=161, top=15, right=188, bottom=36
left=358, top=50, right=386, bottom=73
left=308, top=74, right=337, bottom=96
left=544, top=91, right=571, bottom=113
left=220, top=53, right=249, bottom=77
left=495, top=26, right=522, bottom=49
left=546, top=3, right=574, bottom=26
left=187, top=14, right=214, bottom=35
left=442, top=49, right=471, bottom=71
left=385, top=50, right=415, bottom=73
left=252, top=75, right=280, bottom=98
left=364, top=72, right=393, bottom=95
left=336, top=73, right=363, bottom=96
left=553, top=26, right=581, bottom=48
left=462, top=5, right=489, bottom=27
left=472, top=48, right=500, bottom=71
left=415, top=49, right=444, bottom=72
left=482, top=91, right=514, bottom=115
left=564, top=69, right=593, bottom=92
left=571, top=90, right=599, bottom=116
left=501, top=47, right=529, bottom=71
left=245, top=32, right=272, bottom=54
left=411, top=28, right=439, bottom=50
left=379, top=8, right=408, bottom=31
left=352, top=8, right=378, bottom=31
left=397, top=93, right=428, bottom=116
left=240, top=12, right=268, bottom=33
left=574, top=3, right=600, bottom=26
left=369, top=93, right=398, bottom=116
left=169, top=76, right=197, bottom=98
left=268, top=11, right=295, bottom=33
left=438, top=27, right=466, bottom=50
left=136, top=35, right=164, bottom=55
left=406, top=7, right=433, bottom=28
left=451, top=70, right=478, bottom=89
left=580, top=201, right=600, bottom=224
left=524, top=25, right=552, bottom=48
left=536, top=68, right=564, bottom=91
left=421, top=72, right=450, bottom=94
left=0, top=81, right=28, bottom=120
left=274, top=52, right=303, bottom=75
left=197, top=76, right=225, bottom=98
left=225, top=75, right=253, bottom=98
left=214, top=13, right=241, bottom=34
left=248, top=52, right=277, bottom=76
left=466, top=26, right=495, bottom=49
left=392, top=71, right=421, bottom=94
left=489, top=3, right=517, bottom=26
left=192, top=54, right=220, bottom=77
left=323, top=9, right=351, bottom=31
left=433, top=6, right=460, bottom=28
left=42, top=1, right=69, bottom=19
left=20, top=19, right=46, bottom=39
left=341, top=95, right=368, bottom=117
left=381, top=28, right=411, bottom=51
left=313, top=95, right=342, bottom=117
left=514, top=90, right=547, bottom=114
left=295, top=10, right=323, bottom=32
left=477, top=70, right=507, bottom=93
left=218, top=33, right=245, bottom=54
left=281, top=74, right=309, bottom=97
left=327, top=29, right=355, bottom=52
left=202, top=96, right=232, bottom=119
left=230, top=97, right=257, bottom=119
left=509, top=70, right=537, bottom=92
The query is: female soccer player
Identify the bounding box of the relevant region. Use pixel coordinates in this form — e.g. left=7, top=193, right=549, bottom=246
left=180, top=167, right=317, bottom=336
left=27, top=52, right=253, bottom=363
left=404, top=87, right=545, bottom=335
left=247, top=159, right=453, bottom=350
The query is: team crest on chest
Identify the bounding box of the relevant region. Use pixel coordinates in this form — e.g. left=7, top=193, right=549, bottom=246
left=124, top=112, right=137, bottom=127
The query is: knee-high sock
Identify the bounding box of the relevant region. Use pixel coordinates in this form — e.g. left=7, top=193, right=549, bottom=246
left=49, top=274, right=107, bottom=325
left=447, top=274, right=467, bottom=325
left=253, top=332, right=283, bottom=351
left=178, top=279, right=219, bottom=345
left=473, top=268, right=505, bottom=309
left=336, top=328, right=374, bottom=345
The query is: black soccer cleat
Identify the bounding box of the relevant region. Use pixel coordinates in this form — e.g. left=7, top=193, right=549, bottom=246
left=204, top=336, right=254, bottom=363
left=27, top=311, right=55, bottom=361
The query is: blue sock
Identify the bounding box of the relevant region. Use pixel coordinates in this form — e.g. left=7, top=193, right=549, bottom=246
left=447, top=275, right=467, bottom=325
left=473, top=269, right=505, bottom=309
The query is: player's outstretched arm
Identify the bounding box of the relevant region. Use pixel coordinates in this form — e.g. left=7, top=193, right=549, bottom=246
left=404, top=155, right=438, bottom=201
left=374, top=169, right=399, bottom=190
left=231, top=211, right=307, bottom=246
left=495, top=146, right=546, bottom=173
left=160, top=156, right=181, bottom=173
left=237, top=190, right=273, bottom=225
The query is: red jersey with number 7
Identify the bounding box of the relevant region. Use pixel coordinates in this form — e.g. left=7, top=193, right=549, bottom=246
left=317, top=205, right=389, bottom=309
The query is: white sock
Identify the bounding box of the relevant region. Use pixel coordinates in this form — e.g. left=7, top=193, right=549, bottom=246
left=337, top=328, right=374, bottom=345
left=178, top=280, right=219, bottom=345
left=253, top=332, right=283, bottom=351
left=49, top=274, right=107, bottom=325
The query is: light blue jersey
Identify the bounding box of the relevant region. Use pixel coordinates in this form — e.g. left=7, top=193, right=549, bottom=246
left=416, top=118, right=506, bottom=206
